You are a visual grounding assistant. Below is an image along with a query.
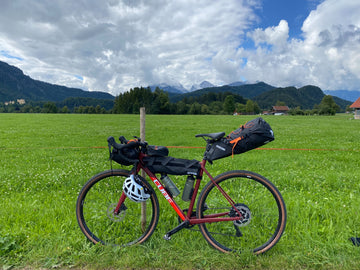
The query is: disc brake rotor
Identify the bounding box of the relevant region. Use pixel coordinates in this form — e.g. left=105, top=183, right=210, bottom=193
left=230, top=203, right=251, bottom=227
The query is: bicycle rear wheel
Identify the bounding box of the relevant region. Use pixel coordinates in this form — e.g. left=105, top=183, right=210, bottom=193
left=76, top=169, right=159, bottom=246
left=197, top=170, right=286, bottom=254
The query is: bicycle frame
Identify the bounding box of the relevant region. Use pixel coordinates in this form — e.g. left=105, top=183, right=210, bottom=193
left=114, top=156, right=243, bottom=226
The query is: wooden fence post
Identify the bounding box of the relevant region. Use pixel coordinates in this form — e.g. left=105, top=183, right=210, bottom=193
left=140, top=107, right=146, bottom=231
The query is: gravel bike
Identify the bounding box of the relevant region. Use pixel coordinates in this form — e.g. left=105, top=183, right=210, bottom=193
left=76, top=124, right=286, bottom=254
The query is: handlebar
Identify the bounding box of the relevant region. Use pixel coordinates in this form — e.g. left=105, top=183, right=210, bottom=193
left=107, top=136, right=124, bottom=150
left=107, top=136, right=145, bottom=149
left=107, top=135, right=147, bottom=165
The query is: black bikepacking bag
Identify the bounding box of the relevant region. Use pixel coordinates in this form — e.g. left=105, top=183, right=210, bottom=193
left=110, top=147, right=139, bottom=166
left=146, top=145, right=169, bottom=157
left=143, top=156, right=201, bottom=176
left=205, top=117, right=274, bottom=162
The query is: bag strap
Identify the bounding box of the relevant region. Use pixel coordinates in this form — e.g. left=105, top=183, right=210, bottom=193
left=185, top=159, right=200, bottom=169
left=160, top=156, right=173, bottom=166
left=229, top=136, right=244, bottom=158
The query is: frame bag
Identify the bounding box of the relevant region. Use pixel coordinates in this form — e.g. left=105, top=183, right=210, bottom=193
left=143, top=156, right=201, bottom=176
left=206, top=117, right=274, bottom=162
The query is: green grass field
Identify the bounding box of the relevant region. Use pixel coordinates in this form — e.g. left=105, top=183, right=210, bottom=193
left=1, top=113, right=360, bottom=269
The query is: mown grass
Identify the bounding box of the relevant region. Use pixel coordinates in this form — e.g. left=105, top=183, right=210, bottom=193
left=1, top=113, right=360, bottom=269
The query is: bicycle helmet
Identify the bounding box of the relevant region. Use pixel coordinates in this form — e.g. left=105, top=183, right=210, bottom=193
left=123, top=175, right=150, bottom=202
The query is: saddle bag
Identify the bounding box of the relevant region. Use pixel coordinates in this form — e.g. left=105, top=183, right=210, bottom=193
left=205, top=117, right=274, bottom=162
left=143, top=156, right=201, bottom=176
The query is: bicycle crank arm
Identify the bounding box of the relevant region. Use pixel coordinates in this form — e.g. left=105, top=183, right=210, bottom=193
left=234, top=224, right=243, bottom=237
left=164, top=220, right=190, bottom=240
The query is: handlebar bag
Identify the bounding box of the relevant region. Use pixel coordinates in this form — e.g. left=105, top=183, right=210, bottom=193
left=110, top=147, right=138, bottom=166
left=206, top=117, right=274, bottom=162
left=143, top=156, right=200, bottom=176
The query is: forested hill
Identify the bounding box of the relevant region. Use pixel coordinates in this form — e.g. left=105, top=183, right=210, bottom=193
left=169, top=82, right=275, bottom=102
left=0, top=61, right=114, bottom=102
left=170, top=83, right=351, bottom=110
left=253, top=85, right=351, bottom=109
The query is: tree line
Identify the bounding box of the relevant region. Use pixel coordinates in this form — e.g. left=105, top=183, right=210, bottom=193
left=113, top=86, right=346, bottom=115
left=0, top=97, right=113, bottom=114
left=288, top=95, right=343, bottom=115
left=113, top=86, right=261, bottom=115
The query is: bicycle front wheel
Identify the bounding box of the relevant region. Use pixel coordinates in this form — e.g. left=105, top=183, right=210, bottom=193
left=76, top=169, right=159, bottom=246
left=197, top=170, right=286, bottom=254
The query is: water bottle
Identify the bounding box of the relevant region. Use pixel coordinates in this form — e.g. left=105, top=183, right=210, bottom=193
left=161, top=174, right=180, bottom=197
left=182, top=175, right=195, bottom=201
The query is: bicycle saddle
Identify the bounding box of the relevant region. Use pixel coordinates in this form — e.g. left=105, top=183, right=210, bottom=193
left=195, top=132, right=225, bottom=140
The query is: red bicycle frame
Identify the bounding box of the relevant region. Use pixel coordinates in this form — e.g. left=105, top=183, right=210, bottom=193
left=114, top=155, right=243, bottom=226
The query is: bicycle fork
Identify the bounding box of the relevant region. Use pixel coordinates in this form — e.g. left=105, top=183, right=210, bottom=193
left=114, top=192, right=127, bottom=214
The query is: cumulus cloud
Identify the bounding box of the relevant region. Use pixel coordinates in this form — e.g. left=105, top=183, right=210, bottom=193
left=241, top=0, right=360, bottom=90
left=0, top=0, right=360, bottom=94
left=248, top=20, right=289, bottom=50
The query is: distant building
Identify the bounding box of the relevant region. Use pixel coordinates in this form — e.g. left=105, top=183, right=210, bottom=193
left=17, top=99, right=25, bottom=105
left=271, top=106, right=290, bottom=115
left=4, top=99, right=26, bottom=106
left=350, top=97, right=360, bottom=119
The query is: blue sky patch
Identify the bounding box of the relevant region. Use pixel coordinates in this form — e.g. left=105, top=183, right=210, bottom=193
left=0, top=50, right=23, bottom=61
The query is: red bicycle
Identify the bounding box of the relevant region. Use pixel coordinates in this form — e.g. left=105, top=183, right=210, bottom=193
left=76, top=129, right=286, bottom=254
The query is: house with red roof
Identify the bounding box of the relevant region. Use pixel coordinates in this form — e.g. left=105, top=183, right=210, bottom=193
left=271, top=106, right=290, bottom=115
left=350, top=97, right=360, bottom=119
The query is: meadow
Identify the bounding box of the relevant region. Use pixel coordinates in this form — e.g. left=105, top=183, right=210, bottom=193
left=1, top=113, right=360, bottom=269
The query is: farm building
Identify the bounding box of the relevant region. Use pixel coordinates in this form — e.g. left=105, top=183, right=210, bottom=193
left=350, top=97, right=360, bottom=119
left=272, top=106, right=290, bottom=115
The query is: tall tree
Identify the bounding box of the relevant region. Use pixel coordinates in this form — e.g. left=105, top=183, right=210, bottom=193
left=245, top=100, right=255, bottom=114
left=224, top=95, right=235, bottom=114
left=318, top=95, right=340, bottom=115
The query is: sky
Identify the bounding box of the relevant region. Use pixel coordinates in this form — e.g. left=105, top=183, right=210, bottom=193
left=1, top=0, right=360, bottom=95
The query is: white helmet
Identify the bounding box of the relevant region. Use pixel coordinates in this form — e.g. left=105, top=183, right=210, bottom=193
left=123, top=175, right=150, bottom=202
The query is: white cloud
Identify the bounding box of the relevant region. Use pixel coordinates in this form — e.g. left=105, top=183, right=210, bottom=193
left=239, top=0, right=360, bottom=91
left=0, top=0, right=360, bottom=95
left=248, top=20, right=289, bottom=50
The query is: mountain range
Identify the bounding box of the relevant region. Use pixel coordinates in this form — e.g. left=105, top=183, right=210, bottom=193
left=0, top=60, right=357, bottom=110
left=170, top=83, right=352, bottom=110
left=149, top=80, right=359, bottom=104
